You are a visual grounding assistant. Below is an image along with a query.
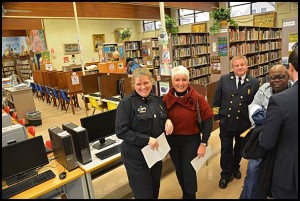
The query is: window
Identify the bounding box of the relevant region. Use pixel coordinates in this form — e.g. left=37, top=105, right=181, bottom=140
left=178, top=9, right=209, bottom=25
left=143, top=21, right=161, bottom=32
left=229, top=2, right=275, bottom=17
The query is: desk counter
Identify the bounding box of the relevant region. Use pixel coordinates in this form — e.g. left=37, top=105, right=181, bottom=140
left=2, top=156, right=89, bottom=199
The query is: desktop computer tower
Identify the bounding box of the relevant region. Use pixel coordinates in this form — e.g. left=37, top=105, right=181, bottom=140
left=62, top=122, right=92, bottom=165
left=2, top=124, right=27, bottom=147
left=48, top=126, right=78, bottom=171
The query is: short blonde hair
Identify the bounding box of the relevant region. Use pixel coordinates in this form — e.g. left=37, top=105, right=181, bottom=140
left=231, top=55, right=248, bottom=67
left=130, top=68, right=154, bottom=89
left=171, top=65, right=189, bottom=81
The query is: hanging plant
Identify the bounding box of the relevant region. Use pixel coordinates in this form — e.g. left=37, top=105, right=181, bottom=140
left=209, top=7, right=239, bottom=35
left=120, top=29, right=132, bottom=40
left=165, top=14, right=178, bottom=36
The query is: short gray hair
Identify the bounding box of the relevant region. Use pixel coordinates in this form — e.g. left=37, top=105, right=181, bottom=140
left=171, top=65, right=190, bottom=81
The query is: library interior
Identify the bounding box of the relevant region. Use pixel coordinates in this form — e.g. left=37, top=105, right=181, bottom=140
left=2, top=2, right=298, bottom=199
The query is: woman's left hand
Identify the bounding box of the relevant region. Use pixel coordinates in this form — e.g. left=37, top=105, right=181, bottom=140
left=165, top=119, right=173, bottom=135
left=197, top=143, right=206, bottom=158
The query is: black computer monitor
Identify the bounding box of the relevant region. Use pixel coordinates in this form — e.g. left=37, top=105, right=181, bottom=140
left=2, top=136, right=49, bottom=186
left=80, top=109, right=117, bottom=150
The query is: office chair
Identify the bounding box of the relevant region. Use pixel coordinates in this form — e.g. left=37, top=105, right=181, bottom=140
left=19, top=118, right=26, bottom=126
left=88, top=96, right=104, bottom=115
left=59, top=89, right=70, bottom=112
left=12, top=111, right=17, bottom=119
left=27, top=126, right=36, bottom=137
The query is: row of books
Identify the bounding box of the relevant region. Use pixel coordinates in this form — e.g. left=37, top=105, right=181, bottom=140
left=229, top=29, right=282, bottom=42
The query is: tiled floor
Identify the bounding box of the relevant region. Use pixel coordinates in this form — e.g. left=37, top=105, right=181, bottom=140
left=33, top=94, right=248, bottom=199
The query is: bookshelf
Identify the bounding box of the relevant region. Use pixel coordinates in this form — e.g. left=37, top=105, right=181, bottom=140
left=15, top=54, right=34, bottom=81
left=228, top=25, right=282, bottom=85
left=141, top=37, right=160, bottom=69
left=2, top=56, right=16, bottom=78
left=171, top=32, right=211, bottom=84
left=120, top=40, right=142, bottom=64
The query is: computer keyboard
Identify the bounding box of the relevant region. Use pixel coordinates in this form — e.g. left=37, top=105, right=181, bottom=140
left=96, top=144, right=121, bottom=160
left=2, top=169, right=56, bottom=199
left=105, top=97, right=121, bottom=102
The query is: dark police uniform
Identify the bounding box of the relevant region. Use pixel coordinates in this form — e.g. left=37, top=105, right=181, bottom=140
left=115, top=91, right=168, bottom=199
left=213, top=72, right=259, bottom=180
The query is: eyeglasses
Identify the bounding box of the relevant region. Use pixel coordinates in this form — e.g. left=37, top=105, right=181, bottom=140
left=269, top=74, right=286, bottom=81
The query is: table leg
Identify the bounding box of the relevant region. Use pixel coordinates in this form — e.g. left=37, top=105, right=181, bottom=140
left=70, top=95, right=75, bottom=114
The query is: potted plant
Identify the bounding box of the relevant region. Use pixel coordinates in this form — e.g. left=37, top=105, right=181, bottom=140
left=165, top=14, right=178, bottom=36
left=209, top=7, right=239, bottom=35
left=120, top=29, right=132, bottom=40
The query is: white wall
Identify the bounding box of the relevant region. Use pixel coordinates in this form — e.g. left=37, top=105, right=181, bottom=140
left=43, top=19, right=151, bottom=71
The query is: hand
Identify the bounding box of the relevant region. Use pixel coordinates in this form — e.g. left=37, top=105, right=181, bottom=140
left=165, top=119, right=173, bottom=135
left=197, top=144, right=206, bottom=158
left=148, top=137, right=159, bottom=150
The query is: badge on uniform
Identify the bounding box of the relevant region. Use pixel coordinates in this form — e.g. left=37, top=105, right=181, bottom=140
left=138, top=106, right=146, bottom=113
left=248, top=89, right=250, bottom=95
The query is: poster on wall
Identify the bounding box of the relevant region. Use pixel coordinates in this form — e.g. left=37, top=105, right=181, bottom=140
left=210, top=56, right=221, bottom=74
left=29, top=30, right=47, bottom=53
left=2, top=37, right=28, bottom=56
left=162, top=48, right=171, bottom=63
left=93, top=34, right=105, bottom=52
left=288, top=32, right=298, bottom=55
left=218, top=37, right=228, bottom=56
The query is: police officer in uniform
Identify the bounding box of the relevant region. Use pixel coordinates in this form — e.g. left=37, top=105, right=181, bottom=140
left=115, top=68, right=173, bottom=199
left=212, top=55, right=259, bottom=189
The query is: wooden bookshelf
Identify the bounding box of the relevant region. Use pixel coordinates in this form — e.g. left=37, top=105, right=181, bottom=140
left=171, top=32, right=211, bottom=84
left=15, top=54, right=34, bottom=81
left=141, top=37, right=160, bottom=69
left=2, top=56, right=16, bottom=78
left=228, top=26, right=282, bottom=85
left=120, top=40, right=143, bottom=64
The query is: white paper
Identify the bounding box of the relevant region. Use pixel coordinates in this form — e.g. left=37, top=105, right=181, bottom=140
left=190, top=145, right=212, bottom=172
left=141, top=133, right=171, bottom=168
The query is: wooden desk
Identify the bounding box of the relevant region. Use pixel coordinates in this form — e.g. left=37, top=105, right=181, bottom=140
left=78, top=135, right=122, bottom=199
left=2, top=157, right=89, bottom=199
left=67, top=90, right=82, bottom=115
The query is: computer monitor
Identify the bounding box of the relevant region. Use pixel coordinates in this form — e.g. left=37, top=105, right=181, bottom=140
left=80, top=109, right=117, bottom=150
left=2, top=136, right=49, bottom=186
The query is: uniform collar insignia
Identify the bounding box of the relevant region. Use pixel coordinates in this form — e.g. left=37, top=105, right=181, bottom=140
left=246, top=78, right=249, bottom=82
left=230, top=76, right=234, bottom=79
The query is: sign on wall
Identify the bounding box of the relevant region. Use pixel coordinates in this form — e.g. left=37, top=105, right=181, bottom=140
left=253, top=12, right=276, bottom=27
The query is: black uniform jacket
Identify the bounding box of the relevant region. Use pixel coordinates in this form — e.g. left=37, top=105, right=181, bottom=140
left=115, top=91, right=168, bottom=148
left=212, top=72, right=259, bottom=133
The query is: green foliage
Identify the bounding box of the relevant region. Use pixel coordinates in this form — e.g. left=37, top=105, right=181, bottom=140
left=165, top=14, right=178, bottom=36
left=209, top=7, right=239, bottom=35
left=120, top=29, right=132, bottom=40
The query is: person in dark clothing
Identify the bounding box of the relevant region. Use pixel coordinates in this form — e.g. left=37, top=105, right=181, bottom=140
left=162, top=65, right=214, bottom=199
left=115, top=68, right=173, bottom=199
left=212, top=55, right=260, bottom=189
left=259, top=46, right=298, bottom=199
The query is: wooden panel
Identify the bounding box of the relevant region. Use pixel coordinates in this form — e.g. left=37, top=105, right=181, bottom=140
left=32, top=71, right=43, bottom=85
left=41, top=71, right=50, bottom=86
left=80, top=73, right=102, bottom=95
left=2, top=18, right=43, bottom=30
left=48, top=71, right=59, bottom=88
left=56, top=72, right=68, bottom=90
left=66, top=71, right=83, bottom=92
left=2, top=2, right=74, bottom=18
left=76, top=2, right=162, bottom=20
left=2, top=30, right=27, bottom=37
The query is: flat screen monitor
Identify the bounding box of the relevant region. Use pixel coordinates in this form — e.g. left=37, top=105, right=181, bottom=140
left=80, top=109, right=117, bottom=150
left=2, top=136, right=49, bottom=186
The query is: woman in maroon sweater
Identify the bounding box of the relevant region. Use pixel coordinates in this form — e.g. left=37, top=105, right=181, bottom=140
left=162, top=65, right=214, bottom=199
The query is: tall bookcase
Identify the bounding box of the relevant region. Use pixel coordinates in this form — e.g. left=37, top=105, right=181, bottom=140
left=171, top=32, right=211, bottom=84
left=16, top=54, right=34, bottom=81
left=210, top=25, right=282, bottom=85
left=141, top=37, right=160, bottom=69
left=2, top=56, right=16, bottom=78
left=121, top=40, right=143, bottom=64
